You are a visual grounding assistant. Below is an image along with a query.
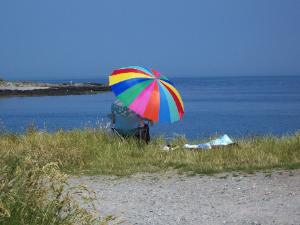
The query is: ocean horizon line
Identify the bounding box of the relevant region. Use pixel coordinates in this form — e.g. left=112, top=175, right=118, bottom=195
left=3, top=74, right=300, bottom=83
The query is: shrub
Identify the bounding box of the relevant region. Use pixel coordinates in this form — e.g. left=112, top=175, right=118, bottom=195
left=0, top=155, right=105, bottom=225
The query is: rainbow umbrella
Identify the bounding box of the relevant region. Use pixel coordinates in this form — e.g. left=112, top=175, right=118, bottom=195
left=109, top=66, right=184, bottom=123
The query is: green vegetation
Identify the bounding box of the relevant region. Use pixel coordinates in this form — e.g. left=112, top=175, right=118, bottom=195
left=0, top=129, right=299, bottom=224
left=1, top=129, right=299, bottom=176
left=0, top=158, right=101, bottom=225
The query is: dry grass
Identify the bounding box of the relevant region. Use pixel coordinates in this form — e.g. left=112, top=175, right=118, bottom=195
left=0, top=129, right=120, bottom=225
left=1, top=129, right=299, bottom=176
left=0, top=158, right=106, bottom=225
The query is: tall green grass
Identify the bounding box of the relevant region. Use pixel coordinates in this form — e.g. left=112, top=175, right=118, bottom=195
left=0, top=158, right=102, bottom=225
left=0, top=129, right=120, bottom=225
left=1, top=129, right=299, bottom=176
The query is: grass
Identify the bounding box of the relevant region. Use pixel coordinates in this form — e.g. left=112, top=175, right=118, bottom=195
left=1, top=129, right=299, bottom=176
left=1, top=129, right=299, bottom=224
left=0, top=158, right=102, bottom=225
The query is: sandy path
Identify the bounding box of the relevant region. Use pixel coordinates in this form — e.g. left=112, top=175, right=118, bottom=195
left=70, top=170, right=300, bottom=225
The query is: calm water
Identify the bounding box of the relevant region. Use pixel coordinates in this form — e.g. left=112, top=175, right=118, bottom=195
left=1, top=76, right=300, bottom=139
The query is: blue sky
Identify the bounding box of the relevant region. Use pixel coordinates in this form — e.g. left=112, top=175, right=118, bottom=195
left=0, top=0, right=299, bottom=80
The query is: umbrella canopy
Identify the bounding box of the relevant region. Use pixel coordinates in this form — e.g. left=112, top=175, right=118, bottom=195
left=109, top=66, right=184, bottom=123
left=111, top=99, right=142, bottom=120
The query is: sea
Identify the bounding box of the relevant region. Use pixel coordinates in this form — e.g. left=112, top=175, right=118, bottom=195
left=1, top=76, right=300, bottom=140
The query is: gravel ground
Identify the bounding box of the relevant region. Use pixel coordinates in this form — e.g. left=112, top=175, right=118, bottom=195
left=70, top=170, right=300, bottom=225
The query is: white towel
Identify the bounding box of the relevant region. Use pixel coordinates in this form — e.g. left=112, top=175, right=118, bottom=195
left=183, top=134, right=234, bottom=150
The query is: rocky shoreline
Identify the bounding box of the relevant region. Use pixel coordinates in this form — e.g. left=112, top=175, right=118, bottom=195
left=0, top=81, right=110, bottom=97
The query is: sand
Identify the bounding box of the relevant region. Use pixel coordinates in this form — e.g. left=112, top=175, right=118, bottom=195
left=70, top=170, right=300, bottom=225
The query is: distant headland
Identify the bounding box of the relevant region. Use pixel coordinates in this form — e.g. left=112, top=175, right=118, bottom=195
left=0, top=79, right=110, bottom=97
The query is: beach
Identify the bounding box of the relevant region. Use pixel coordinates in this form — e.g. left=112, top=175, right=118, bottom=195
left=70, top=170, right=300, bottom=225
left=1, top=0, right=299, bottom=224
left=1, top=129, right=299, bottom=224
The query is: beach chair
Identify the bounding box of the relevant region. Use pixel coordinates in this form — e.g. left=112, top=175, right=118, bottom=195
left=111, top=100, right=150, bottom=144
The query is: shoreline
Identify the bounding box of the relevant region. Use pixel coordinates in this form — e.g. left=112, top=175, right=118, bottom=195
left=0, top=80, right=110, bottom=97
